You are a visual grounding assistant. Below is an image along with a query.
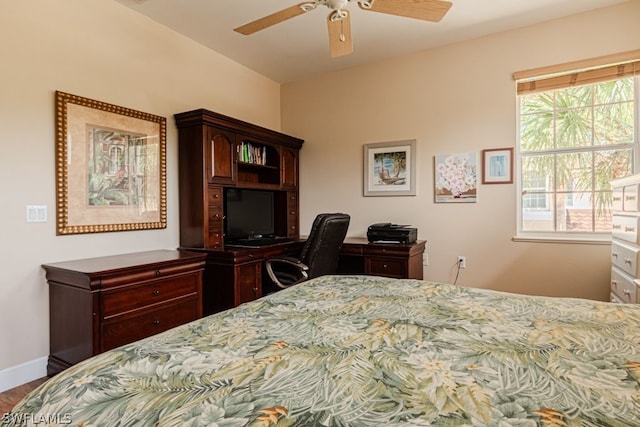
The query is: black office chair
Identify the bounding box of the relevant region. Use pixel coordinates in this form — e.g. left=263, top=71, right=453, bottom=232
left=266, top=213, right=350, bottom=288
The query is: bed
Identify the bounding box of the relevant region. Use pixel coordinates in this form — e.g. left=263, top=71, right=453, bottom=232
left=7, top=275, right=640, bottom=426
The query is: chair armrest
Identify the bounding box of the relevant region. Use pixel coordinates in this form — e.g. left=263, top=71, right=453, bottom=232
left=266, top=256, right=309, bottom=271
left=265, top=257, right=309, bottom=288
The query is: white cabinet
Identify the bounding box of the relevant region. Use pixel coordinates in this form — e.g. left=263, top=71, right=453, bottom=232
left=610, top=175, right=640, bottom=304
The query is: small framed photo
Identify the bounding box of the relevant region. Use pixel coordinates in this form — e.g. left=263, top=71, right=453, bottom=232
left=482, top=148, right=514, bottom=184
left=363, top=140, right=416, bottom=196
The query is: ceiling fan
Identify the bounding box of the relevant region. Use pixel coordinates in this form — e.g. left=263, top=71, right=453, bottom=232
left=234, top=0, right=452, bottom=58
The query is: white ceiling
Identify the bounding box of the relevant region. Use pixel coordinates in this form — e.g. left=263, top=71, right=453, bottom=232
left=113, top=0, right=628, bottom=83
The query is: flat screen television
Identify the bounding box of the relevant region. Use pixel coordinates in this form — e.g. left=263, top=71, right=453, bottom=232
left=224, top=188, right=275, bottom=242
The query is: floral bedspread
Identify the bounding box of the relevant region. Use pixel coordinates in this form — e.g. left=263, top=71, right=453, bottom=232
left=7, top=275, right=640, bottom=426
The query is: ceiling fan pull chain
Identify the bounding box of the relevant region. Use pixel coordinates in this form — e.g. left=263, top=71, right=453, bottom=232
left=339, top=20, right=346, bottom=42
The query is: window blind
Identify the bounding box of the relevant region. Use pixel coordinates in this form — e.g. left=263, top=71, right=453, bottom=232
left=513, top=49, right=640, bottom=95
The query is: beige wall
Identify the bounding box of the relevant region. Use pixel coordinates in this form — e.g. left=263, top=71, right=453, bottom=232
left=281, top=2, right=640, bottom=298
left=0, top=0, right=281, bottom=378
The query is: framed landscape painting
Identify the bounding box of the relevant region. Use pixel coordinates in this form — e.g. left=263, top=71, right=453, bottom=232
left=363, top=140, right=416, bottom=197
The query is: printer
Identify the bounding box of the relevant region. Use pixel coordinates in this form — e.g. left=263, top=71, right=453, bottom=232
left=367, top=223, right=417, bottom=244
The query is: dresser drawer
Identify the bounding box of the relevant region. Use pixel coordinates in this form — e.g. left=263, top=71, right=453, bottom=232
left=610, top=293, right=624, bottom=303
left=610, top=267, right=639, bottom=304
left=366, top=257, right=406, bottom=278
left=101, top=298, right=198, bottom=351
left=611, top=241, right=640, bottom=277
left=612, top=215, right=640, bottom=244
left=102, top=273, right=199, bottom=318
left=612, top=186, right=624, bottom=211
left=623, top=184, right=640, bottom=212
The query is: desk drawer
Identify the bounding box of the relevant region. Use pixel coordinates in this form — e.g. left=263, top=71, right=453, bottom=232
left=612, top=215, right=640, bottom=244
left=366, top=257, right=406, bottom=278
left=610, top=267, right=639, bottom=304
left=611, top=241, right=640, bottom=277
left=208, top=187, right=223, bottom=206
left=102, top=273, right=199, bottom=318
left=101, top=297, right=198, bottom=351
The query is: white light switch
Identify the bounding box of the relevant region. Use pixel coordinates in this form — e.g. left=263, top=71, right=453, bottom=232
left=26, top=205, right=47, bottom=223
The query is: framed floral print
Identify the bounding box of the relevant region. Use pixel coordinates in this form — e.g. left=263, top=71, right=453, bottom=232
left=434, top=152, right=478, bottom=203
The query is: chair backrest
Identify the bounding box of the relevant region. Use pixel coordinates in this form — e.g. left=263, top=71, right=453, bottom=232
left=299, top=213, right=350, bottom=279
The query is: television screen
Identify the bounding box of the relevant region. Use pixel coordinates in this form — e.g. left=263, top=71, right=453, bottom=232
left=224, top=188, right=274, bottom=241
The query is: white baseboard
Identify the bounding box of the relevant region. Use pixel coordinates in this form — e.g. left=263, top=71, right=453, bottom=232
left=0, top=357, right=48, bottom=393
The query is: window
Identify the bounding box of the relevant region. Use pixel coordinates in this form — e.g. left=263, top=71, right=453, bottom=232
left=516, top=56, right=639, bottom=240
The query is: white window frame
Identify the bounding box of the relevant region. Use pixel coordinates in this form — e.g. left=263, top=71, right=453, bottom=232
left=515, top=75, right=640, bottom=244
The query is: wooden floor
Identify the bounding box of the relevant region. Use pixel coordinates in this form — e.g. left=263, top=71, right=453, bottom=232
left=0, top=378, right=47, bottom=414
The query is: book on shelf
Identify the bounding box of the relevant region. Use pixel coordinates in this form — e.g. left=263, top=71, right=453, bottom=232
left=240, top=141, right=266, bottom=165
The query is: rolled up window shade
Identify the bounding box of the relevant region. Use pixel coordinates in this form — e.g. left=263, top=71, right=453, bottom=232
left=514, top=50, right=640, bottom=95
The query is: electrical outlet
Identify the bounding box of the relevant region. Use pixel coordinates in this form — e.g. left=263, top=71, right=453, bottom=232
left=457, top=256, right=466, bottom=268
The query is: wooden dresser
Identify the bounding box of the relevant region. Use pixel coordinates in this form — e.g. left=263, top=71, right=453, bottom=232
left=43, top=250, right=207, bottom=375
left=610, top=174, right=640, bottom=304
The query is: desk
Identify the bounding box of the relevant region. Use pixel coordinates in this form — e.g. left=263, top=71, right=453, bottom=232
left=183, top=238, right=426, bottom=315
left=339, top=238, right=426, bottom=279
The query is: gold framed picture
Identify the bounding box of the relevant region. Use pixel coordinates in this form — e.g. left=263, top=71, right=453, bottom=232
left=55, top=91, right=167, bottom=235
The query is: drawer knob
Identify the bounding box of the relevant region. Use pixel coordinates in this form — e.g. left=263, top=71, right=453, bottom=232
left=624, top=289, right=631, bottom=297
left=626, top=195, right=636, bottom=201
left=383, top=264, right=388, bottom=269
left=613, top=224, right=622, bottom=230
left=152, top=289, right=160, bottom=296
left=253, top=287, right=258, bottom=293
left=611, top=280, right=618, bottom=288
left=624, top=258, right=632, bottom=265
left=214, top=193, right=219, bottom=198
left=152, top=320, right=160, bottom=326
left=612, top=252, right=618, bottom=258
left=626, top=227, right=636, bottom=232
left=155, top=269, right=161, bottom=277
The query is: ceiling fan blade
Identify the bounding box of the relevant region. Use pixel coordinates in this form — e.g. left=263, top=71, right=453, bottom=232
left=234, top=3, right=310, bottom=35
left=358, top=0, right=452, bottom=22
left=327, top=10, right=353, bottom=58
